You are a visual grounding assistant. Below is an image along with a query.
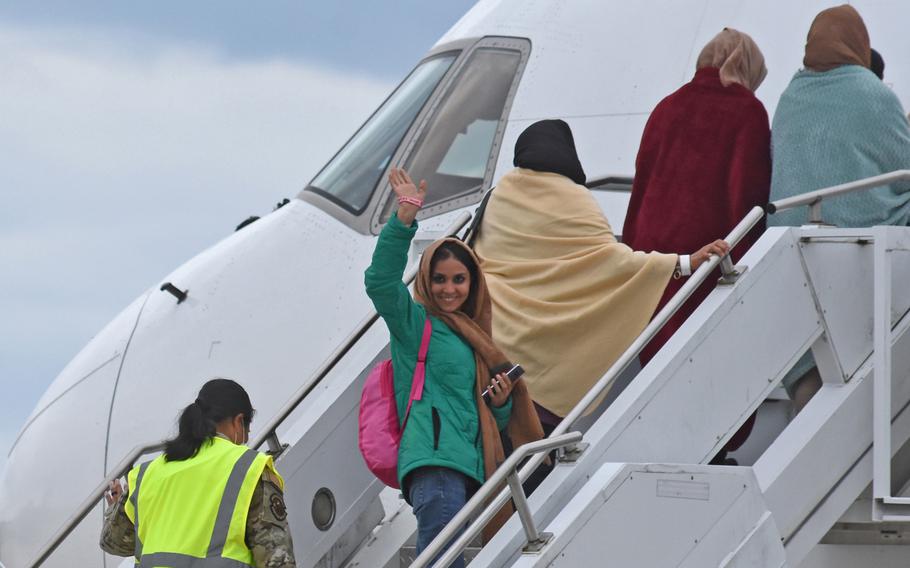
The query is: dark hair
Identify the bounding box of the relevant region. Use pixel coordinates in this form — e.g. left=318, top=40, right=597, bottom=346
left=164, top=378, right=255, bottom=461
left=870, top=48, right=884, bottom=80
left=430, top=242, right=479, bottom=316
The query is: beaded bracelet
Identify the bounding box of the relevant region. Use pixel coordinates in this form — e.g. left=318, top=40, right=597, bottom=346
left=398, top=196, right=424, bottom=208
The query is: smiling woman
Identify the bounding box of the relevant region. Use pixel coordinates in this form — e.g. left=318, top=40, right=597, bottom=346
left=429, top=244, right=476, bottom=314
left=363, top=168, right=543, bottom=565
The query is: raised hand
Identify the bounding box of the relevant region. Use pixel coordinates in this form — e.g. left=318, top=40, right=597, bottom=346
left=389, top=168, right=427, bottom=202
left=691, top=239, right=731, bottom=271
left=389, top=168, right=427, bottom=226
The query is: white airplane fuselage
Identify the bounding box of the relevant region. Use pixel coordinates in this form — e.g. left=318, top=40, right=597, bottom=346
left=2, top=1, right=909, bottom=567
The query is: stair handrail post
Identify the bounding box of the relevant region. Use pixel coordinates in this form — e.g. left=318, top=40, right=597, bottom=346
left=410, top=432, right=583, bottom=568
left=872, top=226, right=892, bottom=520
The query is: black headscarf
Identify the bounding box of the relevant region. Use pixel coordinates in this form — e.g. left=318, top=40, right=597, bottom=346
left=513, top=119, right=586, bottom=185
left=870, top=48, right=884, bottom=80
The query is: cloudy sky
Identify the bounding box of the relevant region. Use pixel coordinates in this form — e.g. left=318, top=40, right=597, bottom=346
left=0, top=1, right=476, bottom=472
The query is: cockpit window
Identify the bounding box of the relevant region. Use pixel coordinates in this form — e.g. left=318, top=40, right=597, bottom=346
left=306, top=54, right=457, bottom=213
left=380, top=47, right=523, bottom=222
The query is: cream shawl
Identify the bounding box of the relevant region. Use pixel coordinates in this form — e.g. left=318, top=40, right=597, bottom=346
left=474, top=168, right=676, bottom=417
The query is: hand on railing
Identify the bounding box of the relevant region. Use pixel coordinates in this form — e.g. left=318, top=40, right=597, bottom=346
left=691, top=240, right=730, bottom=271
left=105, top=480, right=125, bottom=507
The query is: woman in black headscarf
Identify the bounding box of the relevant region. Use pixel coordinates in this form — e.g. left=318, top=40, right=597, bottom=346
left=512, top=119, right=587, bottom=185
left=473, top=120, right=728, bottom=488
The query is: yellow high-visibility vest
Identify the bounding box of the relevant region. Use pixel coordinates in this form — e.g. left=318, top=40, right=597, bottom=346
left=124, top=436, right=283, bottom=567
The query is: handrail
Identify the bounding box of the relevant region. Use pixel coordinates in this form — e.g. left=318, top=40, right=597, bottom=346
left=410, top=432, right=583, bottom=568
left=28, top=441, right=166, bottom=568
left=768, top=169, right=910, bottom=224
left=413, top=204, right=768, bottom=566
left=250, top=209, right=472, bottom=454
left=27, top=210, right=472, bottom=568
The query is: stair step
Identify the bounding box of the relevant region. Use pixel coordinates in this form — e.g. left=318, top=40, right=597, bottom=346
left=399, top=545, right=482, bottom=567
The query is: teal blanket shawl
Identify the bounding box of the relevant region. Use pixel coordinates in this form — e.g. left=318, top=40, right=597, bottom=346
left=769, top=65, right=910, bottom=228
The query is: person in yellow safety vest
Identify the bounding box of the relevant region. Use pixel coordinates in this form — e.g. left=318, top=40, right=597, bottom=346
left=99, top=378, right=296, bottom=567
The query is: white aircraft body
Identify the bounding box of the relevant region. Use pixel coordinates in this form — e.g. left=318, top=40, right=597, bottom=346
left=3, top=1, right=910, bottom=567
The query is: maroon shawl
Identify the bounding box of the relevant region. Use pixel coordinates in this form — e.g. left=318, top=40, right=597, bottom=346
left=623, top=67, right=770, bottom=364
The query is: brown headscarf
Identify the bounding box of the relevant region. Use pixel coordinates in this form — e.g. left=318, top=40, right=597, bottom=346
left=414, top=237, right=545, bottom=540
left=803, top=4, right=870, bottom=71
left=696, top=28, right=767, bottom=91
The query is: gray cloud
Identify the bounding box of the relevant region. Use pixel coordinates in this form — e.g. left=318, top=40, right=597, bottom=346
left=0, top=23, right=393, bottom=471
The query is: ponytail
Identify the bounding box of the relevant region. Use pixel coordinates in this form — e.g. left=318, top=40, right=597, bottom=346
left=164, top=378, right=255, bottom=461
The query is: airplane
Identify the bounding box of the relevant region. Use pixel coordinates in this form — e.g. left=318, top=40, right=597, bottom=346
left=3, top=1, right=910, bottom=567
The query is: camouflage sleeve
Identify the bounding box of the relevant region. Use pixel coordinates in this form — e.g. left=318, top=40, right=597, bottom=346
left=99, top=496, right=135, bottom=557
left=246, top=471, right=296, bottom=568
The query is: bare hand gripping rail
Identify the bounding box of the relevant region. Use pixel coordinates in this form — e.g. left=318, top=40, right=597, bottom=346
left=27, top=211, right=473, bottom=568
left=416, top=169, right=910, bottom=567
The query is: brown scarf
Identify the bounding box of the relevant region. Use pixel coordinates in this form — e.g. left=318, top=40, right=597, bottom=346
left=696, top=28, right=767, bottom=92
left=803, top=5, right=870, bottom=72
left=415, top=237, right=545, bottom=541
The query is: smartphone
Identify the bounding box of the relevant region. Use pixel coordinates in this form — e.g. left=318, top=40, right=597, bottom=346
left=482, top=364, right=524, bottom=398
left=506, top=364, right=525, bottom=381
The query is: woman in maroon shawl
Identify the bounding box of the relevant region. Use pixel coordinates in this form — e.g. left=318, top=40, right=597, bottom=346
left=622, top=28, right=771, bottom=460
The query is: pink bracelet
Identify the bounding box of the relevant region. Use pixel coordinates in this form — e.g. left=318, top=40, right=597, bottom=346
left=398, top=196, right=424, bottom=208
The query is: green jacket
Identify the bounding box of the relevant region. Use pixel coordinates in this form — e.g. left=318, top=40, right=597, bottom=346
left=364, top=215, right=511, bottom=488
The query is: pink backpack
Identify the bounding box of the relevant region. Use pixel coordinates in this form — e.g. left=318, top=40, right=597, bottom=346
left=358, top=318, right=432, bottom=488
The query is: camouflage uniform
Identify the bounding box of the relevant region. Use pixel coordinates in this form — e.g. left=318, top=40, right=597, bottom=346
left=100, top=469, right=296, bottom=567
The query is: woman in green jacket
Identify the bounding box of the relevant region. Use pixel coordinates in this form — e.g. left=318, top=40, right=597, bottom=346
left=364, top=168, right=544, bottom=567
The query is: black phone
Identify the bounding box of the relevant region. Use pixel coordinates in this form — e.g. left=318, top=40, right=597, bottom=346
left=482, top=364, right=524, bottom=398
left=506, top=364, right=524, bottom=380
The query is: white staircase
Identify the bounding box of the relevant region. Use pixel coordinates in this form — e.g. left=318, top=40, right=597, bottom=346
left=462, top=225, right=910, bottom=567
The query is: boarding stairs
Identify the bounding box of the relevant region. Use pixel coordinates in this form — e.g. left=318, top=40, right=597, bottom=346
left=395, top=171, right=910, bottom=568
left=27, top=172, right=910, bottom=568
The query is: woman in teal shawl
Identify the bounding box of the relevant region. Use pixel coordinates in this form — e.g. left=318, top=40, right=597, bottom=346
left=770, top=5, right=910, bottom=411
left=770, top=4, right=910, bottom=229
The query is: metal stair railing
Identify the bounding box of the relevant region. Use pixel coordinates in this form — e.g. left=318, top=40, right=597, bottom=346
left=414, top=169, right=910, bottom=567
left=414, top=432, right=583, bottom=568
left=26, top=210, right=472, bottom=568
left=766, top=169, right=910, bottom=225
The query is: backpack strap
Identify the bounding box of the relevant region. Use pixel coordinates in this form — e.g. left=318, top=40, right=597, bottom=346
left=401, top=318, right=432, bottom=430
left=463, top=187, right=495, bottom=247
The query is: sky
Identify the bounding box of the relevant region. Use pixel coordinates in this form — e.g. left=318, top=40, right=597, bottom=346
left=0, top=1, right=476, bottom=473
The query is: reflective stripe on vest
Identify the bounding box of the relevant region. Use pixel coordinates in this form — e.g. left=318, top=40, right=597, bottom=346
left=138, top=552, right=251, bottom=567
left=131, top=461, right=152, bottom=560
left=127, top=439, right=272, bottom=567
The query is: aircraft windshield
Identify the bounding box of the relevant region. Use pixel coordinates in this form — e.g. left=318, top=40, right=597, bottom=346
left=380, top=47, right=522, bottom=221
left=307, top=54, right=456, bottom=213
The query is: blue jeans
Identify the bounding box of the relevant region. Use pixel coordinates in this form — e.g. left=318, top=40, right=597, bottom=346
left=408, top=467, right=468, bottom=568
